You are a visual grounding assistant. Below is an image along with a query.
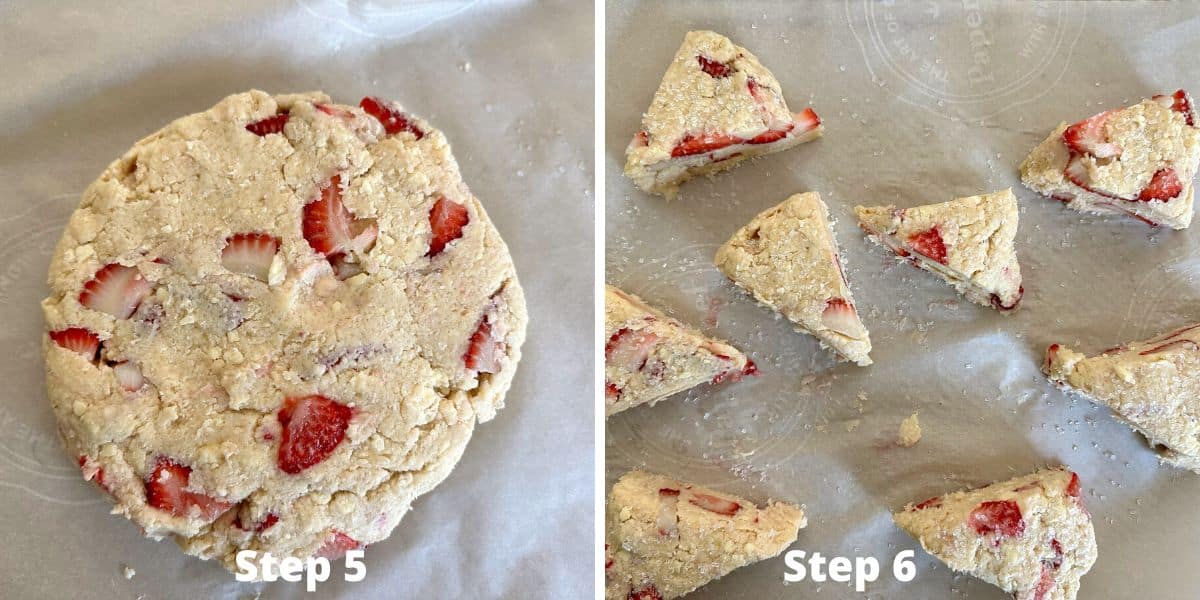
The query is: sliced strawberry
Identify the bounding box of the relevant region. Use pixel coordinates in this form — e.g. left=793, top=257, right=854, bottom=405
left=277, top=395, right=353, bottom=474
left=222, top=232, right=279, bottom=281
left=360, top=96, right=425, bottom=139
left=234, top=511, right=280, bottom=533
left=990, top=286, right=1024, bottom=312
left=605, top=328, right=658, bottom=371
left=697, top=55, right=732, bottom=78
left=145, top=457, right=232, bottom=521
left=1065, top=471, right=1082, bottom=500
left=50, top=327, right=100, bottom=359
left=907, top=227, right=947, bottom=264
left=604, top=381, right=621, bottom=405
left=670, top=132, right=741, bottom=157
left=711, top=358, right=758, bottom=385
left=113, top=361, right=145, bottom=392
left=913, top=496, right=942, bottom=511
left=245, top=113, right=289, bottom=136
left=746, top=78, right=768, bottom=104
left=1154, top=89, right=1197, bottom=126
left=1138, top=168, right=1183, bottom=201
left=628, top=585, right=662, bottom=600
left=78, top=455, right=109, bottom=491
left=303, top=175, right=378, bottom=257
left=658, top=488, right=680, bottom=497
left=427, top=196, right=470, bottom=257
left=688, top=492, right=740, bottom=516
left=463, top=318, right=504, bottom=373
left=314, top=103, right=356, bottom=120
left=746, top=122, right=794, bottom=145
left=1138, top=338, right=1198, bottom=355
left=79, top=264, right=151, bottom=319
left=794, top=107, right=821, bottom=133
left=969, top=499, right=1025, bottom=539
left=1062, top=109, right=1121, bottom=158
left=821, top=298, right=862, bottom=337
left=314, top=530, right=362, bottom=560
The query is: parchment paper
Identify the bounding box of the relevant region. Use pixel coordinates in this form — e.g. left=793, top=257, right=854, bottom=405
left=0, top=1, right=594, bottom=598
left=606, top=2, right=1200, bottom=598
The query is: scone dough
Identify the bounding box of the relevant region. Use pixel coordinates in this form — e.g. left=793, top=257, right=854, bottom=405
left=1045, top=324, right=1200, bottom=473
left=855, top=188, right=1024, bottom=311
left=894, top=467, right=1097, bottom=600
left=1020, top=90, right=1200, bottom=229
left=604, top=285, right=754, bottom=417
left=605, top=471, right=805, bottom=600
left=715, top=192, right=872, bottom=365
left=42, top=90, right=527, bottom=572
left=624, top=30, right=822, bottom=198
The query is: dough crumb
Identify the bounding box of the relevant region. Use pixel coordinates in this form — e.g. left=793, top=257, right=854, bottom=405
left=897, top=413, right=921, bottom=447
left=122, top=565, right=136, bottom=580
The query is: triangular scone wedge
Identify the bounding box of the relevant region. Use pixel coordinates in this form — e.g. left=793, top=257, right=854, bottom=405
left=715, top=192, right=872, bottom=365
left=894, top=467, right=1097, bottom=600
left=605, top=285, right=756, bottom=417
left=605, top=471, right=805, bottom=600
left=1045, top=324, right=1200, bottom=472
left=855, top=188, right=1024, bottom=311
left=624, top=30, right=822, bottom=199
left=1020, top=89, right=1200, bottom=229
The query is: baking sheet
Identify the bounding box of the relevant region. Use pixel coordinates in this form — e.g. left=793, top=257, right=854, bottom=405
left=606, top=2, right=1200, bottom=598
left=0, top=1, right=593, bottom=598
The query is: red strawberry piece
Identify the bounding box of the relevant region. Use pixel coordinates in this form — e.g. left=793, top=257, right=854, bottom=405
left=359, top=96, right=425, bottom=139
left=711, top=357, right=759, bottom=385
left=907, top=227, right=948, bottom=264
left=794, top=107, right=821, bottom=133
left=79, top=264, right=152, bottom=319
left=671, top=132, right=741, bottom=157
left=605, top=328, right=659, bottom=371
left=1062, top=109, right=1122, bottom=158
left=1138, top=168, right=1183, bottom=201
left=632, top=130, right=649, bottom=147
left=277, top=395, right=353, bottom=474
left=78, top=455, right=109, bottom=491
left=314, top=530, right=362, bottom=560
left=314, top=103, right=356, bottom=120
left=1138, top=338, right=1199, bottom=355
left=913, top=496, right=942, bottom=510
left=746, top=122, right=795, bottom=145
left=697, top=55, right=732, bottom=78
left=821, top=297, right=862, bottom=336
left=1154, top=89, right=1197, bottom=126
left=222, top=232, right=279, bottom=281
left=1065, top=471, right=1082, bottom=500
left=688, top=492, right=740, bottom=516
left=1028, top=565, right=1056, bottom=600
left=50, top=327, right=100, bottom=359
left=245, top=113, right=289, bottom=136
left=968, top=499, right=1025, bottom=539
left=1063, top=154, right=1124, bottom=199
left=628, top=584, right=663, bottom=600
left=604, top=381, right=621, bottom=404
left=303, top=175, right=378, bottom=257
left=605, top=547, right=614, bottom=571
left=113, top=361, right=145, bottom=392
left=464, top=317, right=504, bottom=373
left=1047, top=539, right=1064, bottom=570
left=1050, top=192, right=1075, bottom=203
left=658, top=488, right=680, bottom=497
left=990, top=286, right=1024, bottom=312
left=235, top=511, right=280, bottom=533
left=747, top=78, right=768, bottom=104
left=145, top=457, right=232, bottom=520
left=427, top=196, right=470, bottom=257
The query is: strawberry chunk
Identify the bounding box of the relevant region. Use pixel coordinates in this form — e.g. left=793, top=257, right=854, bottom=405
left=604, top=381, right=621, bottom=404
left=112, top=361, right=145, bottom=392
left=746, top=122, right=794, bottom=145
left=969, top=499, right=1025, bottom=539
left=234, top=511, right=280, bottom=533
left=794, top=107, right=821, bottom=133
left=697, top=55, right=732, bottom=78
left=1047, top=539, right=1064, bottom=570
left=913, top=496, right=942, bottom=510
left=1029, top=565, right=1056, bottom=600
left=145, top=457, right=232, bottom=521
left=78, top=455, right=110, bottom=491
left=688, top=492, right=740, bottom=516
left=1062, top=109, right=1122, bottom=158
left=277, top=395, right=353, bottom=474
left=671, top=132, right=741, bottom=157
left=314, top=530, right=362, bottom=560
left=427, top=196, right=470, bottom=257
left=222, top=232, right=279, bottom=281
left=245, top=113, right=289, bottom=136
left=302, top=175, right=378, bottom=257
left=1065, top=471, right=1082, bottom=500
left=658, top=488, right=680, bottom=497
left=628, top=584, right=662, bottom=600
left=49, top=327, right=100, bottom=359
left=360, top=96, right=425, bottom=139
left=906, top=227, right=947, bottom=264
left=1138, top=168, right=1183, bottom=201
left=605, top=328, right=658, bottom=371
left=314, top=103, right=356, bottom=120
left=1154, top=89, right=1197, bottom=126
left=821, top=297, right=862, bottom=337
left=79, top=264, right=152, bottom=319
left=464, top=317, right=504, bottom=373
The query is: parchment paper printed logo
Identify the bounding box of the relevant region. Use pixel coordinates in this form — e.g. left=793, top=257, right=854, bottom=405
left=846, top=0, right=1086, bottom=121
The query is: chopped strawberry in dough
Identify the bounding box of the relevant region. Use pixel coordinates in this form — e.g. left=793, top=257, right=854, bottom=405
left=276, top=395, right=353, bottom=474
left=145, top=457, right=232, bottom=521
left=221, top=232, right=279, bottom=281
left=49, top=327, right=100, bottom=359
left=427, top=196, right=470, bottom=257
left=79, top=264, right=152, bottom=319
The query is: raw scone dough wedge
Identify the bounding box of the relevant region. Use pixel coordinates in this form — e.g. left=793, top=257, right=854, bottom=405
left=624, top=30, right=822, bottom=198
left=604, top=285, right=755, bottom=417
left=1045, top=324, right=1200, bottom=472
left=855, top=189, right=1024, bottom=311
left=605, top=471, right=805, bottom=600
left=1020, top=89, right=1200, bottom=229
left=894, top=467, right=1097, bottom=600
left=715, top=192, right=872, bottom=365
